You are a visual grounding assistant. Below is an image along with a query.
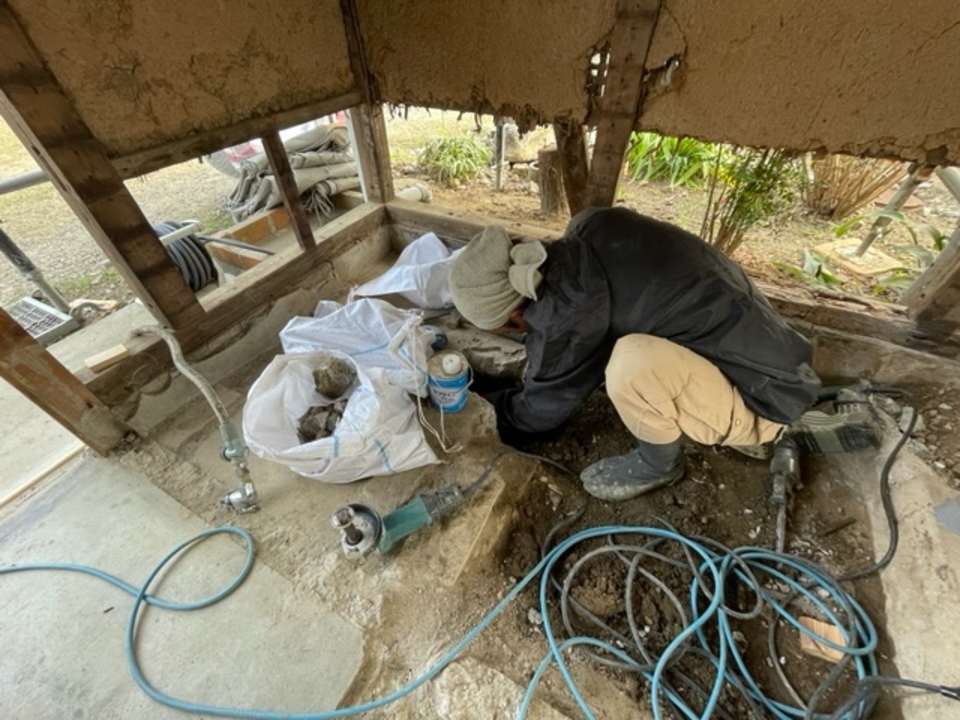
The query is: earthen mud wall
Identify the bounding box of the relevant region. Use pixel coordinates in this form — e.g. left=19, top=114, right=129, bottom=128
left=9, top=0, right=960, bottom=165
left=330, top=0, right=615, bottom=130
left=9, top=0, right=355, bottom=157
left=642, top=0, right=960, bottom=165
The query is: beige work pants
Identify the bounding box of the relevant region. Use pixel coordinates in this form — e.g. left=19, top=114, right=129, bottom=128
left=605, top=334, right=785, bottom=446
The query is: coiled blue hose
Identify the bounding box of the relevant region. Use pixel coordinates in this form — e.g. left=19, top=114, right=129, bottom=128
left=1, top=524, right=880, bottom=719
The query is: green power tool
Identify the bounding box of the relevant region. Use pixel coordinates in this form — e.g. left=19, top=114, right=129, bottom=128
left=331, top=485, right=466, bottom=560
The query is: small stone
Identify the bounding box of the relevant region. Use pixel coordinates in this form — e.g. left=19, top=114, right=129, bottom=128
left=528, top=609, right=543, bottom=626
left=744, top=508, right=754, bottom=515
left=719, top=483, right=726, bottom=490
left=934, top=461, right=947, bottom=470
left=939, top=403, right=953, bottom=411
left=901, top=408, right=925, bottom=435
left=946, top=424, right=954, bottom=432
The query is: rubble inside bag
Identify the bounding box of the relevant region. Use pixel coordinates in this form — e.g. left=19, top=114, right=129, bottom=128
left=312, top=356, right=357, bottom=399
left=297, top=399, right=349, bottom=444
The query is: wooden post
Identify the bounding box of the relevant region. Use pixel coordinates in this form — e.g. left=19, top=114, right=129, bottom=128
left=339, top=0, right=394, bottom=204
left=0, top=308, right=128, bottom=455
left=347, top=104, right=395, bottom=203
left=262, top=130, right=316, bottom=251
left=935, top=167, right=960, bottom=205
left=583, top=0, right=661, bottom=209
left=0, top=4, right=204, bottom=330
left=553, top=120, right=590, bottom=217
left=901, top=221, right=960, bottom=324
left=538, top=144, right=565, bottom=215
left=494, top=118, right=506, bottom=192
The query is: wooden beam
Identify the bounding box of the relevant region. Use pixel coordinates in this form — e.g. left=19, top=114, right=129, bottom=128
left=112, top=91, right=363, bottom=179
left=553, top=120, right=590, bottom=217
left=901, top=222, right=960, bottom=325
left=262, top=130, right=316, bottom=251
left=0, top=307, right=128, bottom=455
left=388, top=200, right=960, bottom=359
left=80, top=204, right=389, bottom=407
left=0, top=4, right=204, bottom=329
left=584, top=0, right=661, bottom=209
left=759, top=282, right=960, bottom=359
left=198, top=203, right=386, bottom=335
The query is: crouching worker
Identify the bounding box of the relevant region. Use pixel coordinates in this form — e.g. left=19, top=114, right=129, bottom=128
left=449, top=207, right=878, bottom=502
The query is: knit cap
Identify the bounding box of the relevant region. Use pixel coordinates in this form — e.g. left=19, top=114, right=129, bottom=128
left=449, top=226, right=547, bottom=330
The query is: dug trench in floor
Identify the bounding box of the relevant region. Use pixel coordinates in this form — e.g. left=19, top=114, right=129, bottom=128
left=2, top=309, right=959, bottom=718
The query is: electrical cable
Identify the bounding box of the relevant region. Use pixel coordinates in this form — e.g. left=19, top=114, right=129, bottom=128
left=838, top=394, right=916, bottom=582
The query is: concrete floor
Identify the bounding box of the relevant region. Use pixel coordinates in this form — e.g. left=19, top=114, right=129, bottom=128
left=2, top=293, right=960, bottom=718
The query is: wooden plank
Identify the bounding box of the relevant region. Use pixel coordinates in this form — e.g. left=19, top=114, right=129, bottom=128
left=553, top=120, right=590, bottom=217
left=111, top=92, right=363, bottom=179
left=262, top=130, right=316, bottom=251
left=584, top=0, right=661, bottom=209
left=386, top=199, right=563, bottom=244
left=901, top=222, right=960, bottom=324
left=0, top=4, right=203, bottom=330
left=0, top=307, right=127, bottom=455
left=85, top=344, right=131, bottom=373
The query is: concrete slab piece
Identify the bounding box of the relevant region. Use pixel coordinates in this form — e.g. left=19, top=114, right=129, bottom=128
left=0, top=455, right=362, bottom=719
left=830, top=415, right=960, bottom=719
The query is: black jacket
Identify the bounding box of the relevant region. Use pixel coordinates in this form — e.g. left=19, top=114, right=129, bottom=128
left=489, top=207, right=821, bottom=438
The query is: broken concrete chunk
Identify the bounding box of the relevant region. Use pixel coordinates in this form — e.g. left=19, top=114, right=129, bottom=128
left=313, top=357, right=357, bottom=399
left=297, top=398, right=349, bottom=443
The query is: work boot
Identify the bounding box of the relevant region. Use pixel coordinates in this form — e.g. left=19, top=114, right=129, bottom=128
left=581, top=439, right=684, bottom=501
left=786, top=388, right=881, bottom=454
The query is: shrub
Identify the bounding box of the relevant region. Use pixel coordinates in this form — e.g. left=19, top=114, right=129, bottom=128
left=801, top=154, right=906, bottom=221
left=625, top=132, right=718, bottom=188
left=700, top=147, right=799, bottom=256
left=418, top=134, right=493, bottom=186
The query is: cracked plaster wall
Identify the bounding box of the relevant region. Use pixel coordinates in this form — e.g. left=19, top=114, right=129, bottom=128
left=9, top=0, right=355, bottom=158
left=642, top=0, right=960, bottom=165
left=355, top=0, right=618, bottom=129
